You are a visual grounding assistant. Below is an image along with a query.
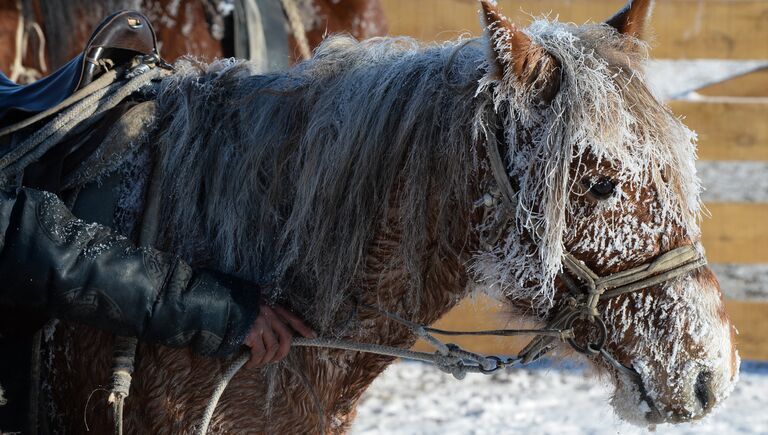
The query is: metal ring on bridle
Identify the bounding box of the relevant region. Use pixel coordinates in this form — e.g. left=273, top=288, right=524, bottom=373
left=563, top=309, right=608, bottom=355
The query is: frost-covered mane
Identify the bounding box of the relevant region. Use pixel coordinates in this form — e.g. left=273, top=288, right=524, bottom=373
left=150, top=36, right=486, bottom=330
left=147, top=19, right=700, bottom=330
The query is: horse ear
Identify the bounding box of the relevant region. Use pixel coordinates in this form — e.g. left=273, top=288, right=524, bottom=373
left=479, top=1, right=560, bottom=103
left=606, top=0, right=655, bottom=40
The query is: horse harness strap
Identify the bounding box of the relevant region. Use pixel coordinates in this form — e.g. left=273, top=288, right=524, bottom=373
left=200, top=238, right=706, bottom=432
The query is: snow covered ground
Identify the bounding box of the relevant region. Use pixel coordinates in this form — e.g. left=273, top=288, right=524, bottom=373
left=351, top=361, right=768, bottom=435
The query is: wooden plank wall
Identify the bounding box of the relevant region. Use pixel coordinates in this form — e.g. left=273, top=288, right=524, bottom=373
left=698, top=69, right=768, bottom=97
left=379, top=0, right=768, bottom=59
left=669, top=100, right=768, bottom=161
left=377, top=0, right=768, bottom=360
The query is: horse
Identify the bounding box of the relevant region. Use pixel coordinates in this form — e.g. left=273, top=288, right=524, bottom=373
left=0, top=0, right=387, bottom=81
left=32, top=0, right=737, bottom=432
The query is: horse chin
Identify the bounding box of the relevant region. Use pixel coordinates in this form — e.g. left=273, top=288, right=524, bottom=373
left=609, top=366, right=665, bottom=426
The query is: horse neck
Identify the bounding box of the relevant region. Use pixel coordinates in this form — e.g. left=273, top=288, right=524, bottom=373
left=290, top=188, right=478, bottom=433
left=355, top=196, right=476, bottom=330
left=146, top=51, right=492, bottom=431
left=151, top=47, right=488, bottom=329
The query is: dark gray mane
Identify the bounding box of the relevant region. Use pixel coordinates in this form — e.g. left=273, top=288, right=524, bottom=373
left=150, top=36, right=491, bottom=330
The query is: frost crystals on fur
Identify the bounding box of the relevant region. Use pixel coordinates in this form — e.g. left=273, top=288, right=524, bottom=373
left=472, top=19, right=701, bottom=312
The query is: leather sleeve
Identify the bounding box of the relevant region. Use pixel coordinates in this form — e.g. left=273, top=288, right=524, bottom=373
left=0, top=187, right=259, bottom=356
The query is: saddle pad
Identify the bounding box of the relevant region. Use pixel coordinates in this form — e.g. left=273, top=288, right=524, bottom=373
left=0, top=55, right=82, bottom=123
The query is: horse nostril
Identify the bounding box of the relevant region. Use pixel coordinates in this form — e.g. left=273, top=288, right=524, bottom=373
left=695, top=370, right=714, bottom=411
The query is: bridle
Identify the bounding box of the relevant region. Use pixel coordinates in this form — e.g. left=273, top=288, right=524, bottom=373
left=197, top=118, right=709, bottom=435
left=481, top=124, right=707, bottom=369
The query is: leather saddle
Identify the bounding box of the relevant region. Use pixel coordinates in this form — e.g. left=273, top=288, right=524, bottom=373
left=0, top=10, right=158, bottom=126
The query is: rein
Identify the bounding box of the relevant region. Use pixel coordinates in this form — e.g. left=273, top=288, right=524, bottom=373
left=195, top=127, right=707, bottom=434
left=195, top=303, right=577, bottom=434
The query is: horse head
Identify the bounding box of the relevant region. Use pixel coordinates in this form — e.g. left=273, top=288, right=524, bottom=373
left=473, top=0, right=738, bottom=425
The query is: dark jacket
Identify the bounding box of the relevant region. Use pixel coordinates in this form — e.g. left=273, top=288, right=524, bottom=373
left=0, top=186, right=260, bottom=356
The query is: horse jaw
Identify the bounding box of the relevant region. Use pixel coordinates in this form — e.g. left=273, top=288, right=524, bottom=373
left=604, top=269, right=739, bottom=425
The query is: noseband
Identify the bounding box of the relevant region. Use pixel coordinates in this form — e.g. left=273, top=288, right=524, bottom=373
left=482, top=125, right=707, bottom=364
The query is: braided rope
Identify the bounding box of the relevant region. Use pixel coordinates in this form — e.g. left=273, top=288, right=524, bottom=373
left=107, top=337, right=138, bottom=435
left=280, top=0, right=312, bottom=61
left=9, top=0, right=46, bottom=84
left=0, top=67, right=165, bottom=176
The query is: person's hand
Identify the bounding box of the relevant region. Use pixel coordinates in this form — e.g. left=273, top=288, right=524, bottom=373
left=243, top=304, right=316, bottom=369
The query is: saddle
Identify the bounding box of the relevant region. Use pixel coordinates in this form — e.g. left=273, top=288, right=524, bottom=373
left=0, top=10, right=158, bottom=126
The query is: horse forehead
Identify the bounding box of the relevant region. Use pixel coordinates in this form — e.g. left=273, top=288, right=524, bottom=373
left=542, top=22, right=645, bottom=67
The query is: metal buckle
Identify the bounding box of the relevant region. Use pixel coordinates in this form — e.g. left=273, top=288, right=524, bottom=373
left=478, top=356, right=509, bottom=374
left=127, top=17, right=144, bottom=29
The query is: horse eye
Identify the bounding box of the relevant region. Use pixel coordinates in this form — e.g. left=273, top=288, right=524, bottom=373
left=588, top=178, right=616, bottom=200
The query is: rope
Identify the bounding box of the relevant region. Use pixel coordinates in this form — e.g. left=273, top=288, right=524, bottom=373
left=0, top=66, right=165, bottom=176
left=280, top=0, right=312, bottom=61
left=29, top=22, right=47, bottom=75
left=425, top=326, right=571, bottom=338
left=194, top=290, right=588, bottom=434
left=194, top=303, right=573, bottom=435
left=9, top=0, right=46, bottom=84
left=194, top=335, right=519, bottom=435
left=106, top=151, right=166, bottom=435
left=10, top=0, right=26, bottom=83
left=107, top=337, right=138, bottom=435
left=0, top=81, right=117, bottom=167
left=0, top=68, right=121, bottom=138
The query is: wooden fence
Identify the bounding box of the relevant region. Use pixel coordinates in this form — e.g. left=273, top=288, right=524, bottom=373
left=376, top=0, right=768, bottom=361
left=379, top=0, right=768, bottom=59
